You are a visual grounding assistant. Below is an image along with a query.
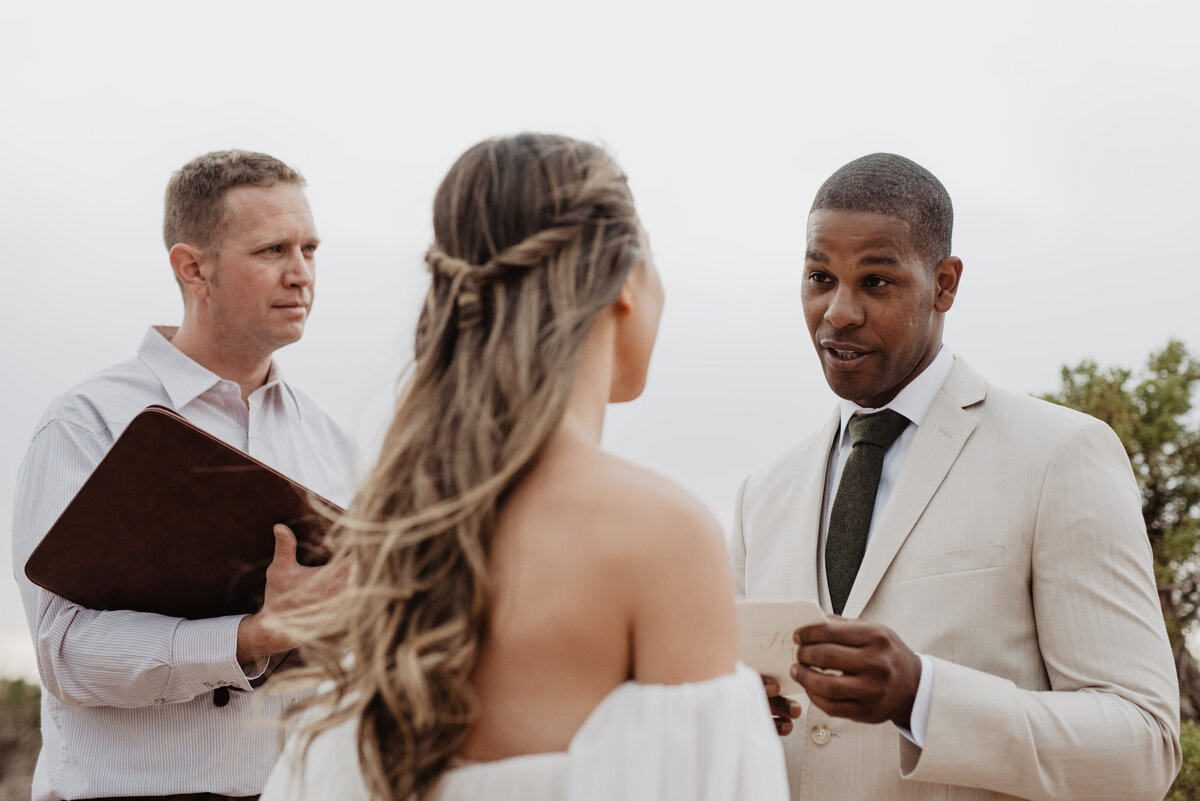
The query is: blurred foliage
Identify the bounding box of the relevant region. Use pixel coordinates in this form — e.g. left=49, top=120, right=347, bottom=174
left=1, top=678, right=40, bottom=721
left=1167, top=718, right=1200, bottom=800
left=0, top=678, right=40, bottom=800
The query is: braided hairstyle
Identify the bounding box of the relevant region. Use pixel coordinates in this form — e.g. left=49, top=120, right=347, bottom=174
left=279, top=133, right=643, bottom=800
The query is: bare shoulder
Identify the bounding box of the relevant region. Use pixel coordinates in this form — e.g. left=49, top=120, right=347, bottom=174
left=498, top=443, right=724, bottom=575
left=585, top=450, right=727, bottom=562
left=513, top=444, right=730, bottom=603
left=500, top=443, right=737, bottom=684
left=586, top=453, right=737, bottom=682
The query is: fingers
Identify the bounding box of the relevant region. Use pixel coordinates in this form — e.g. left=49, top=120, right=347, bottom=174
left=792, top=662, right=861, bottom=702
left=770, top=704, right=800, bottom=736
left=796, top=672, right=883, bottom=722
left=263, top=524, right=318, bottom=616
left=762, top=676, right=801, bottom=717
left=795, top=641, right=871, bottom=676
left=793, top=662, right=876, bottom=720
left=793, top=618, right=902, bottom=676
left=768, top=695, right=792, bottom=720
left=793, top=616, right=879, bottom=648
left=762, top=673, right=802, bottom=737
left=790, top=622, right=923, bottom=726
left=768, top=693, right=801, bottom=719
left=272, top=524, right=298, bottom=563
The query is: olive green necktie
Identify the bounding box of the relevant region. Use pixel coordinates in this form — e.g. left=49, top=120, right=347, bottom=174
left=825, top=409, right=910, bottom=615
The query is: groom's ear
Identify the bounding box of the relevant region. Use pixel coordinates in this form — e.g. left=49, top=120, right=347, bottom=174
left=932, top=256, right=962, bottom=313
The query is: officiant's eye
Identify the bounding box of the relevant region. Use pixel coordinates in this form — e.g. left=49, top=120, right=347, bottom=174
left=805, top=271, right=833, bottom=285
left=863, top=275, right=892, bottom=288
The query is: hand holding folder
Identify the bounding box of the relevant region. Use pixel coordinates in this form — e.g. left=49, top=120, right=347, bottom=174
left=24, top=405, right=343, bottom=622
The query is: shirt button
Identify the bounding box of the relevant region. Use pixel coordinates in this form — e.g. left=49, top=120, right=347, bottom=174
left=811, top=725, right=832, bottom=746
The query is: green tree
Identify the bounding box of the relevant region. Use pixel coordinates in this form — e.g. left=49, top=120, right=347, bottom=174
left=1042, top=340, right=1200, bottom=717
left=0, top=678, right=40, bottom=798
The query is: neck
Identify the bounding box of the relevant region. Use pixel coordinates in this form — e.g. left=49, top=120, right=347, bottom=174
left=552, top=316, right=617, bottom=446
left=556, top=396, right=607, bottom=447
left=170, top=319, right=273, bottom=403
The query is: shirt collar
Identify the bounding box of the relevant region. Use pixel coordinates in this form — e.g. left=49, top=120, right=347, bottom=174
left=261, top=360, right=303, bottom=419
left=138, top=326, right=224, bottom=409
left=137, top=325, right=300, bottom=417
left=837, top=346, right=955, bottom=438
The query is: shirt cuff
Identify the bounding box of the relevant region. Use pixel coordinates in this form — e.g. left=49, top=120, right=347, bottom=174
left=173, top=615, right=258, bottom=692
left=895, top=653, right=933, bottom=747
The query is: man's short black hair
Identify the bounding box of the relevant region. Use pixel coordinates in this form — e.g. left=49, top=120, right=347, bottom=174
left=810, top=153, right=953, bottom=265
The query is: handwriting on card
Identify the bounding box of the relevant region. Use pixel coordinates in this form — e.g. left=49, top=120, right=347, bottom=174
left=736, top=599, right=827, bottom=695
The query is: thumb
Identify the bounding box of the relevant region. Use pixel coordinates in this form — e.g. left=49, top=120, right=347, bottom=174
left=272, top=524, right=298, bottom=562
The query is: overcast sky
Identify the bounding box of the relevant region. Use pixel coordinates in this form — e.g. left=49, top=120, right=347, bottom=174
left=3, top=1, right=1198, bottom=679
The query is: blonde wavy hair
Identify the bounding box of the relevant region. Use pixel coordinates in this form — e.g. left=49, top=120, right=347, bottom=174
left=278, top=133, right=643, bottom=800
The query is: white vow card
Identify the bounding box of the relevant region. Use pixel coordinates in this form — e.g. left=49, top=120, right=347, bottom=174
left=736, top=599, right=827, bottom=695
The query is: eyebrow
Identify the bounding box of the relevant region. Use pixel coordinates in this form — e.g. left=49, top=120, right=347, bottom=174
left=804, top=250, right=828, bottom=263
left=859, top=255, right=899, bottom=266
left=252, top=235, right=322, bottom=248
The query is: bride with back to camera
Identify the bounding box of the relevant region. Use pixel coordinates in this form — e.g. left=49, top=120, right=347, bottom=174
left=261, top=133, right=789, bottom=800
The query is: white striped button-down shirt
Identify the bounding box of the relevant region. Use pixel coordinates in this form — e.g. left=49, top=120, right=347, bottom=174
left=12, top=326, right=359, bottom=801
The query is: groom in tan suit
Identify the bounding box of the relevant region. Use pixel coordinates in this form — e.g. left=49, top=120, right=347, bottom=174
left=730, top=154, right=1180, bottom=800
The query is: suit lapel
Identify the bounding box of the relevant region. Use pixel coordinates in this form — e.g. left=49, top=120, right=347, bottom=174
left=782, top=409, right=840, bottom=601
left=841, top=359, right=987, bottom=618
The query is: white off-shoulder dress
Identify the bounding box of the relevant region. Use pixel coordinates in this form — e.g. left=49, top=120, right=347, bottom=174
left=260, top=663, right=789, bottom=800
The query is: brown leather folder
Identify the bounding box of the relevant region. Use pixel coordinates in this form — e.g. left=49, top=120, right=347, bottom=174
left=24, top=405, right=343, bottom=621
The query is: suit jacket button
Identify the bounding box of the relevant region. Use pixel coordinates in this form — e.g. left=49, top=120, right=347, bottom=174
left=811, top=725, right=832, bottom=745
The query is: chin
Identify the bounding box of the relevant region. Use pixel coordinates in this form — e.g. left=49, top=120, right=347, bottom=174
left=266, top=331, right=305, bottom=352
left=824, top=372, right=879, bottom=406
left=610, top=378, right=649, bottom=404
left=282, top=323, right=308, bottom=342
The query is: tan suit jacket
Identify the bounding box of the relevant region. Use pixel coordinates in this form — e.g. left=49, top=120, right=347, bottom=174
left=730, top=358, right=1180, bottom=800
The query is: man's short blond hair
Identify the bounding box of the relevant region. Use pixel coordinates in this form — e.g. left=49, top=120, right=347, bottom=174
left=162, top=150, right=305, bottom=251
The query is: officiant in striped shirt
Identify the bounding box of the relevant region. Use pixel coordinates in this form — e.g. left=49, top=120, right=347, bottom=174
left=11, top=150, right=359, bottom=801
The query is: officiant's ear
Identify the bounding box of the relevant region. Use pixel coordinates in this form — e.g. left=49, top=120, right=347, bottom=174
left=170, top=243, right=212, bottom=300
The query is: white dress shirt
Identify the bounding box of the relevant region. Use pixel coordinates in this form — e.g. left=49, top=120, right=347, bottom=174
left=819, top=345, right=955, bottom=748
left=11, top=326, right=359, bottom=801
